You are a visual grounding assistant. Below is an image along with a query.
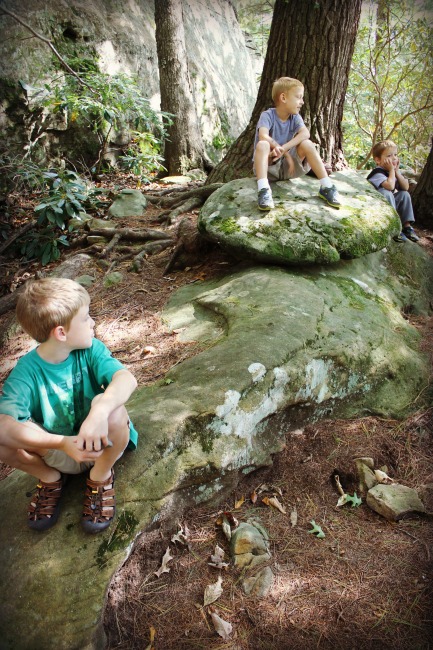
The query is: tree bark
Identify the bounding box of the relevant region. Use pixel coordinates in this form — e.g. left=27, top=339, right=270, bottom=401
left=412, top=142, right=433, bottom=226
left=207, top=0, right=362, bottom=184
left=155, top=0, right=207, bottom=175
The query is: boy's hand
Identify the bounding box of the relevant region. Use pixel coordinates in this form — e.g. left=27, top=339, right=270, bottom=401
left=76, top=407, right=111, bottom=451
left=271, top=144, right=285, bottom=161
left=61, top=435, right=104, bottom=462
left=382, top=156, right=394, bottom=171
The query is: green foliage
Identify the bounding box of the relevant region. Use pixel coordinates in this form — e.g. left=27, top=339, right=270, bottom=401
left=236, top=1, right=274, bottom=56
left=18, top=227, right=69, bottom=266
left=343, top=0, right=433, bottom=171
left=118, top=131, right=166, bottom=182
left=8, top=162, right=109, bottom=265
left=24, top=67, right=172, bottom=174
left=34, top=170, right=89, bottom=229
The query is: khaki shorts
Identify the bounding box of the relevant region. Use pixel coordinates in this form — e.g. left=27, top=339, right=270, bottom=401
left=267, top=146, right=311, bottom=181
left=42, top=449, right=93, bottom=475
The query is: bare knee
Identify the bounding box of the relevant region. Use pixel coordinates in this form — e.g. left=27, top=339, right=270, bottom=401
left=255, top=140, right=271, bottom=159
left=297, top=139, right=315, bottom=157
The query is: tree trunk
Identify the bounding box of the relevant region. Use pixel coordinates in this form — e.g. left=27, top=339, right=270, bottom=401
left=155, top=0, right=207, bottom=175
left=412, top=142, right=433, bottom=226
left=207, top=0, right=362, bottom=184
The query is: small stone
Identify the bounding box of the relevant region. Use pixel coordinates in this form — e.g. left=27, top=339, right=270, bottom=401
left=241, top=567, right=274, bottom=597
left=108, top=189, right=147, bottom=218
left=160, top=175, right=190, bottom=185
left=366, top=483, right=426, bottom=521
left=230, top=522, right=269, bottom=557
left=354, top=457, right=377, bottom=493
left=88, top=218, right=116, bottom=230
left=75, top=275, right=96, bottom=287
left=103, top=272, right=124, bottom=287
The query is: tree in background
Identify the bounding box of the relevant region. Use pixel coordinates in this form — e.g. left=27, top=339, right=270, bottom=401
left=155, top=0, right=209, bottom=175
left=207, top=0, right=362, bottom=184
left=412, top=142, right=433, bottom=225
left=343, top=0, right=433, bottom=171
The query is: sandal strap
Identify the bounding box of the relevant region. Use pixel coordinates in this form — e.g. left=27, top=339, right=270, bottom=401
left=82, top=471, right=115, bottom=524
left=28, top=478, right=63, bottom=521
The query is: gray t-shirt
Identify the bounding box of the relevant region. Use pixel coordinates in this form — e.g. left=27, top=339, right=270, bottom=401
left=253, top=108, right=305, bottom=156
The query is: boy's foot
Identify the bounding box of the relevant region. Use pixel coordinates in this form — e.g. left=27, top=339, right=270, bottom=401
left=82, top=470, right=116, bottom=534
left=402, top=225, right=420, bottom=242
left=27, top=477, right=63, bottom=531
left=258, top=187, right=274, bottom=211
left=318, top=184, right=341, bottom=209
left=393, top=232, right=408, bottom=243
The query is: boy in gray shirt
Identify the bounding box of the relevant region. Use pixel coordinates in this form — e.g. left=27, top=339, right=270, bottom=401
left=253, top=76, right=341, bottom=211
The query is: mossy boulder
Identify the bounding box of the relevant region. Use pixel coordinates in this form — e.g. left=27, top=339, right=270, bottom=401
left=198, top=170, right=401, bottom=265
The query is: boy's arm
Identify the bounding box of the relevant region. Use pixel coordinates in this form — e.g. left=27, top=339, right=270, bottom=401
left=395, top=158, right=409, bottom=190
left=380, top=156, right=397, bottom=191
left=0, top=414, right=102, bottom=462
left=281, top=126, right=310, bottom=154
left=76, top=369, right=138, bottom=451
left=258, top=126, right=310, bottom=161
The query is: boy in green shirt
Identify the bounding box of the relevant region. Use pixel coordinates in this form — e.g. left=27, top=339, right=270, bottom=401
left=0, top=278, right=138, bottom=533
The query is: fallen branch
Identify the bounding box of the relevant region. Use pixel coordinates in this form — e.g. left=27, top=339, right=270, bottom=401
left=0, top=220, right=36, bottom=255
left=128, top=239, right=174, bottom=271
left=151, top=183, right=222, bottom=208
left=88, top=227, right=172, bottom=241
left=160, top=197, right=203, bottom=226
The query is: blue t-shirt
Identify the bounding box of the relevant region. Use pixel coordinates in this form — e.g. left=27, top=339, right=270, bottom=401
left=253, top=108, right=305, bottom=157
left=0, top=338, right=138, bottom=449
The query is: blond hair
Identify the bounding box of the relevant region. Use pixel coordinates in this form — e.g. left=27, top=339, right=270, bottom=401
left=16, top=278, right=90, bottom=343
left=372, top=140, right=397, bottom=160
left=272, top=77, right=304, bottom=103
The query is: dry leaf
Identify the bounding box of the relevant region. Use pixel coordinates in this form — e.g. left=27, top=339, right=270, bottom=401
left=204, top=575, right=223, bottom=606
left=256, top=483, right=283, bottom=496
left=209, top=609, right=233, bottom=640
left=250, top=489, right=258, bottom=504
left=144, top=625, right=156, bottom=650
left=171, top=522, right=190, bottom=546
left=234, top=495, right=245, bottom=509
left=143, top=345, right=156, bottom=355
left=290, top=505, right=298, bottom=527
left=154, top=547, right=173, bottom=578
left=208, top=544, right=229, bottom=569
left=262, top=496, right=287, bottom=514
left=222, top=516, right=232, bottom=541
left=374, top=469, right=394, bottom=484
left=216, top=511, right=238, bottom=540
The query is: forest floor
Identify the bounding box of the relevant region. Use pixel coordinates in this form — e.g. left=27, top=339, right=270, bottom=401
left=0, top=176, right=432, bottom=649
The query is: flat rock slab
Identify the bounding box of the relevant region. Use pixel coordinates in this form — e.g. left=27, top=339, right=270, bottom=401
left=198, top=170, right=400, bottom=265
left=367, top=484, right=426, bottom=521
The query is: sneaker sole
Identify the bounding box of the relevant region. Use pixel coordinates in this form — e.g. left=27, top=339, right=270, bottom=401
left=258, top=205, right=274, bottom=211
left=318, top=193, right=341, bottom=209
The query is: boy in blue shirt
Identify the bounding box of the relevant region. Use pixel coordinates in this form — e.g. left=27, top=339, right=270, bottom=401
left=0, top=278, right=138, bottom=533
left=367, top=140, right=419, bottom=243
left=253, top=76, right=341, bottom=211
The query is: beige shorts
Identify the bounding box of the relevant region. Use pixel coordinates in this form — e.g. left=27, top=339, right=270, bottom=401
left=42, top=449, right=94, bottom=475
left=267, top=146, right=311, bottom=181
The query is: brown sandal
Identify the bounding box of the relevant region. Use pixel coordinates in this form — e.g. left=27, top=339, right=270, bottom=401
left=27, top=477, right=63, bottom=531
left=81, top=470, right=116, bottom=534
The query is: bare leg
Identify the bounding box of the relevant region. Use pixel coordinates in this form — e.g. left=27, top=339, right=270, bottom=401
left=297, top=140, right=328, bottom=179
left=0, top=444, right=60, bottom=482
left=254, top=140, right=271, bottom=180
left=88, top=398, right=130, bottom=483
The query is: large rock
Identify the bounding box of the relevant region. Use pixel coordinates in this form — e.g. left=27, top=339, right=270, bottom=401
left=0, top=244, right=432, bottom=649
left=0, top=0, right=256, bottom=166
left=198, top=171, right=401, bottom=265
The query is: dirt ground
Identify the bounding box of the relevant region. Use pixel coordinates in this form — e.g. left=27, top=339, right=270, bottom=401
left=1, top=180, right=432, bottom=648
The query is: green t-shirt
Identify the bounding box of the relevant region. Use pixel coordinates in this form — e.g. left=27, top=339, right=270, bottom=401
left=0, top=338, right=138, bottom=449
